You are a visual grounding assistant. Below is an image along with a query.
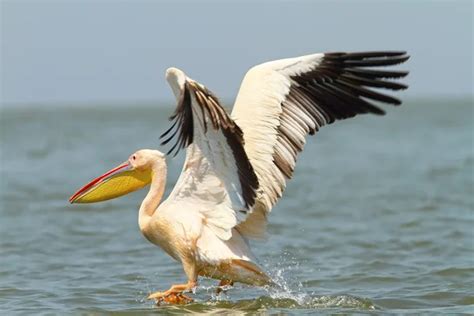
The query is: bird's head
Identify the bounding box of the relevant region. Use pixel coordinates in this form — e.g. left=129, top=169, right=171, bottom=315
left=69, top=149, right=165, bottom=204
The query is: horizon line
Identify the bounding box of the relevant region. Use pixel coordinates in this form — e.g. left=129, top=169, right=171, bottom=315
left=2, top=95, right=473, bottom=110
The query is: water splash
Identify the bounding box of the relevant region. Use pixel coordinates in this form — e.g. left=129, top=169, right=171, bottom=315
left=261, top=250, right=309, bottom=305
left=257, top=251, right=377, bottom=310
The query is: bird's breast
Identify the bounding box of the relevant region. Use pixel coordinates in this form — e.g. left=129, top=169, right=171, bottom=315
left=140, top=211, right=203, bottom=262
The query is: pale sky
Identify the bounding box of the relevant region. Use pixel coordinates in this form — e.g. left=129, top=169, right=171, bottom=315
left=1, top=0, right=472, bottom=106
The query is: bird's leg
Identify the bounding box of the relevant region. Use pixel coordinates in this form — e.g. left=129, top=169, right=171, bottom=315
left=148, top=258, right=198, bottom=305
left=147, top=280, right=196, bottom=304
left=216, top=279, right=234, bottom=295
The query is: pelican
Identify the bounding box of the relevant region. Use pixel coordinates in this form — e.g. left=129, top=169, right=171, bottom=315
left=70, top=51, right=409, bottom=304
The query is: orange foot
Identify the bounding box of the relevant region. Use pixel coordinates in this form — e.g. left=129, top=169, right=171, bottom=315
left=148, top=281, right=196, bottom=305
left=152, top=292, right=193, bottom=305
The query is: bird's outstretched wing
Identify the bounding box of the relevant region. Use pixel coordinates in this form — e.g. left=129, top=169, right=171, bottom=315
left=160, top=68, right=258, bottom=240
left=232, top=51, right=409, bottom=238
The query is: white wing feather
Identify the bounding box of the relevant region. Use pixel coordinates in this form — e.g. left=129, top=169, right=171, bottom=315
left=232, top=52, right=409, bottom=238
left=162, top=68, right=258, bottom=240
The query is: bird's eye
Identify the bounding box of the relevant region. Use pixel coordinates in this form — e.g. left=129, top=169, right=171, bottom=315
left=132, top=155, right=136, bottom=160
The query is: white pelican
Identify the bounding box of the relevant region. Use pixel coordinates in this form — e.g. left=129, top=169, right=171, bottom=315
left=70, top=51, right=409, bottom=304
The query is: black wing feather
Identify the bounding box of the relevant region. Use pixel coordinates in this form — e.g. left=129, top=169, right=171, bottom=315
left=273, top=51, right=409, bottom=180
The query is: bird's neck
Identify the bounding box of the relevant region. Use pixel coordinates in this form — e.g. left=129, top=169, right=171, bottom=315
left=138, top=162, right=167, bottom=231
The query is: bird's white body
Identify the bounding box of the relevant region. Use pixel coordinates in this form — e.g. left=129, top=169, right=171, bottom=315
left=140, top=206, right=262, bottom=284
left=135, top=141, right=268, bottom=285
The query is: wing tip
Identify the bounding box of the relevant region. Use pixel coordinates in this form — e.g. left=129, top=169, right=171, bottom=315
left=166, top=67, right=187, bottom=82
left=166, top=67, right=188, bottom=99
left=324, top=51, right=410, bottom=67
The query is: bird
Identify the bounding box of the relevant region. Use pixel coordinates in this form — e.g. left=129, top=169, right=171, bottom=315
left=69, top=51, right=409, bottom=304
